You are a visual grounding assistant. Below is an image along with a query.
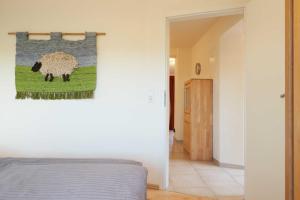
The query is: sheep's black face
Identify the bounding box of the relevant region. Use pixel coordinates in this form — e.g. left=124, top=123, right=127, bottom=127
left=32, top=62, right=42, bottom=72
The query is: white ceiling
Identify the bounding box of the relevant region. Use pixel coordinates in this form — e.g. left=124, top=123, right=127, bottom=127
left=170, top=17, right=219, bottom=48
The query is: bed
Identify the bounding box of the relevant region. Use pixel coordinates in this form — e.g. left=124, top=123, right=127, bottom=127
left=0, top=158, right=148, bottom=200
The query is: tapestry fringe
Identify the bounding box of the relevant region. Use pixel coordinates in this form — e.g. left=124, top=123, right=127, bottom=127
left=16, top=91, right=94, bottom=100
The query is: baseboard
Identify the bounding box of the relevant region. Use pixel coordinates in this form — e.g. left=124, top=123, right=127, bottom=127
left=147, top=184, right=160, bottom=190
left=213, top=158, right=244, bottom=169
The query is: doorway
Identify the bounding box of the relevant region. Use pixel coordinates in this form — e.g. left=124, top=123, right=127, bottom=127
left=169, top=65, right=175, bottom=131
left=167, top=9, right=245, bottom=199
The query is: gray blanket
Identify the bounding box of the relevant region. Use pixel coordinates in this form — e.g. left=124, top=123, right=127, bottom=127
left=0, top=158, right=147, bottom=200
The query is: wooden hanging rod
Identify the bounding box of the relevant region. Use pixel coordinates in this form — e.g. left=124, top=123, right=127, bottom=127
left=8, top=32, right=106, bottom=36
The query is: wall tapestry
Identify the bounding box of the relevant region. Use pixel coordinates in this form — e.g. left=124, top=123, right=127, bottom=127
left=15, top=32, right=97, bottom=100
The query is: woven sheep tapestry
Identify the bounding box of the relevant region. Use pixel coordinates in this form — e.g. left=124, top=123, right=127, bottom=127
left=15, top=32, right=97, bottom=100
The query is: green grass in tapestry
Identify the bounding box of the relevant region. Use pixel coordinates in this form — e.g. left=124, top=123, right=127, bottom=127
left=16, top=65, right=96, bottom=94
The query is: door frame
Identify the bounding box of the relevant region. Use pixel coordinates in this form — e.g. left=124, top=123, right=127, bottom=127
left=164, top=7, right=245, bottom=189
left=286, top=0, right=300, bottom=199
left=285, top=0, right=293, bottom=199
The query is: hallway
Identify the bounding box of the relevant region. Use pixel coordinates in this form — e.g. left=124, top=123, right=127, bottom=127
left=169, top=141, right=244, bottom=199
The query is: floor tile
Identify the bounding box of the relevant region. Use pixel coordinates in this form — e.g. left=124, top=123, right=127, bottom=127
left=223, top=168, right=244, bottom=176
left=170, top=169, right=198, bottom=176
left=202, top=177, right=239, bottom=187
left=211, top=185, right=244, bottom=196
left=232, top=176, right=244, bottom=186
left=196, top=168, right=228, bottom=177
left=170, top=174, right=206, bottom=188
left=169, top=140, right=245, bottom=198
left=230, top=186, right=244, bottom=196
left=191, top=162, right=219, bottom=170
left=170, top=165, right=198, bottom=175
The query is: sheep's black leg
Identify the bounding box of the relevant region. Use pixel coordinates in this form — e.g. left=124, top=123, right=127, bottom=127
left=62, top=74, right=67, bottom=82
left=49, top=73, right=54, bottom=82
left=45, top=74, right=49, bottom=81
left=66, top=74, right=70, bottom=81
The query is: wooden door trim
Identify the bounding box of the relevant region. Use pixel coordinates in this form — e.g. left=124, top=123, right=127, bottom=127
left=293, top=0, right=300, bottom=198
left=286, top=0, right=294, bottom=199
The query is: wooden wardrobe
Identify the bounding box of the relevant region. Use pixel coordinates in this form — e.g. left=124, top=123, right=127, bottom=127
left=183, top=79, right=213, bottom=161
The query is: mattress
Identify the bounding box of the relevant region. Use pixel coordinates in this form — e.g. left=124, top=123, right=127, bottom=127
left=0, top=158, right=148, bottom=200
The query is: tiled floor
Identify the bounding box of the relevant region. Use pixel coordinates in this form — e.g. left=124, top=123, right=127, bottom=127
left=168, top=140, right=244, bottom=200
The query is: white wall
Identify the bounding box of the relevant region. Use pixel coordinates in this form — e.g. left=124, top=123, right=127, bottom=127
left=218, top=19, right=245, bottom=166
left=244, top=0, right=285, bottom=199
left=173, top=48, right=192, bottom=140
left=0, top=0, right=173, bottom=187
left=172, top=16, right=244, bottom=152
left=0, top=1, right=286, bottom=197
left=191, top=16, right=244, bottom=165
left=191, top=15, right=243, bottom=80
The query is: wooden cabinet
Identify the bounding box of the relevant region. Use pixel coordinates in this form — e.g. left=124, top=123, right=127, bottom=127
left=183, top=79, right=213, bottom=161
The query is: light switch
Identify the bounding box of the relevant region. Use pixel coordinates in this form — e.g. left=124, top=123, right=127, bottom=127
left=147, top=90, right=154, bottom=103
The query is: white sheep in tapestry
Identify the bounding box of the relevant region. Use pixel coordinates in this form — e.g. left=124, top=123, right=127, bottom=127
left=31, top=52, right=79, bottom=82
